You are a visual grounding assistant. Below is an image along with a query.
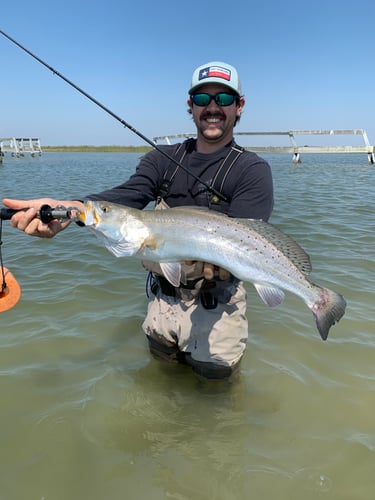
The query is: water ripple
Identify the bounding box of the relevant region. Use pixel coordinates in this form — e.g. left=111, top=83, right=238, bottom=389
left=1, top=153, right=374, bottom=499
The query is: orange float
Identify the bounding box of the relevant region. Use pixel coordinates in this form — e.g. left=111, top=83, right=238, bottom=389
left=0, top=267, right=22, bottom=312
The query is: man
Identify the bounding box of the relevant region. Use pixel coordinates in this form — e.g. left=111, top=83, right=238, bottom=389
left=3, top=61, right=274, bottom=380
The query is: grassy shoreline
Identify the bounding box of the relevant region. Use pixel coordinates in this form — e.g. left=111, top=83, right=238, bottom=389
left=42, top=145, right=153, bottom=153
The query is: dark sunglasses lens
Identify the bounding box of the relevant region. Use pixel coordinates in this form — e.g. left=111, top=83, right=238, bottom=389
left=192, top=94, right=211, bottom=106
left=215, top=93, right=235, bottom=106
left=192, top=93, right=236, bottom=106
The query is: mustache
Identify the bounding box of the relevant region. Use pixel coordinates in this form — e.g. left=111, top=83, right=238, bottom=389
left=200, top=111, right=226, bottom=120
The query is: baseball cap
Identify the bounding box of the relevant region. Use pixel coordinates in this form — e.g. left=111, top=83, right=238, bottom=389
left=189, top=61, right=242, bottom=96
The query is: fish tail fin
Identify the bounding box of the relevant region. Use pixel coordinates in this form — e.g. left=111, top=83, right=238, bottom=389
left=311, top=286, right=346, bottom=340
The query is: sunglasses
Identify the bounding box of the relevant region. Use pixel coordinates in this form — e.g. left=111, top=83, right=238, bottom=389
left=191, top=92, right=237, bottom=107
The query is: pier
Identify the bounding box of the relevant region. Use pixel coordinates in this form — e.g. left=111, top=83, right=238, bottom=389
left=154, top=129, right=375, bottom=164
left=0, top=137, right=42, bottom=162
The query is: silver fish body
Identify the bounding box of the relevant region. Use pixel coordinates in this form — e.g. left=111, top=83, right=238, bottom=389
left=79, top=201, right=346, bottom=340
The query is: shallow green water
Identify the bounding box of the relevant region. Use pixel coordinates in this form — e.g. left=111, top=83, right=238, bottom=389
left=0, top=152, right=374, bottom=499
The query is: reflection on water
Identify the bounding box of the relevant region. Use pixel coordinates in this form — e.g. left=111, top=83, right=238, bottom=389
left=0, top=153, right=374, bottom=499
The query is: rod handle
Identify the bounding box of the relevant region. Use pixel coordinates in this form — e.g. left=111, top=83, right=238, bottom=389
left=0, top=205, right=54, bottom=223
left=0, top=208, right=21, bottom=220
left=0, top=205, right=81, bottom=224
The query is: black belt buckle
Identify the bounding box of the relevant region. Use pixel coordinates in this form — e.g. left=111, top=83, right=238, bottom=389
left=200, top=280, right=218, bottom=310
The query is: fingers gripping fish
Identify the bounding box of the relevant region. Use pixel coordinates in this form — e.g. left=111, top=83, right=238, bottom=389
left=78, top=201, right=346, bottom=341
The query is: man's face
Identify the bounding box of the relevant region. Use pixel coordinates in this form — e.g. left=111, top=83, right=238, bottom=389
left=188, top=84, right=245, bottom=144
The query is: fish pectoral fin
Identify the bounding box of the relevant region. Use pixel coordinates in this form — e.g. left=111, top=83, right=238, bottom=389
left=160, top=263, right=181, bottom=288
left=254, top=283, right=285, bottom=307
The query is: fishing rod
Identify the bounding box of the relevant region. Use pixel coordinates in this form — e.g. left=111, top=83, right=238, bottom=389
left=0, top=29, right=227, bottom=202
left=0, top=29, right=227, bottom=313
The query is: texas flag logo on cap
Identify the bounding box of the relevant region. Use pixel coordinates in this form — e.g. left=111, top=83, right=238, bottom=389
left=199, top=66, right=231, bottom=82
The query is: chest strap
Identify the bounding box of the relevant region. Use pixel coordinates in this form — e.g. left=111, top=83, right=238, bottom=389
left=157, top=139, right=244, bottom=206
left=209, top=144, right=244, bottom=206
left=157, top=138, right=196, bottom=203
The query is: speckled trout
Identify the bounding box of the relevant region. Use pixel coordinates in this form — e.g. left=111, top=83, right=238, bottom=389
left=78, top=201, right=346, bottom=340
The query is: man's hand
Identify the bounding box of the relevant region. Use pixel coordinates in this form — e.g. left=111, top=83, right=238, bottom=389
left=184, top=261, right=231, bottom=281
left=2, top=198, right=84, bottom=238
left=203, top=263, right=231, bottom=281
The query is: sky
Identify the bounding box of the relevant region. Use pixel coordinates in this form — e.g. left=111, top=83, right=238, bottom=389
left=0, top=0, right=374, bottom=148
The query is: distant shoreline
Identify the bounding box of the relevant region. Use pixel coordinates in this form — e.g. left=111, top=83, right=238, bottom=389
left=42, top=145, right=153, bottom=153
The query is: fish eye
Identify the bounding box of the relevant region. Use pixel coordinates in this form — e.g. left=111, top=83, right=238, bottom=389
left=101, top=205, right=110, bottom=213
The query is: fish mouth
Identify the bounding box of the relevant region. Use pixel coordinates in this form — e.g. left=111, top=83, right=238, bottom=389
left=77, top=200, right=99, bottom=226
left=77, top=210, right=87, bottom=225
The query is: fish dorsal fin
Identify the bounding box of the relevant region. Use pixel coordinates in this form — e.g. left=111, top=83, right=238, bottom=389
left=160, top=262, right=181, bottom=287
left=239, top=219, right=312, bottom=276
left=254, top=283, right=285, bottom=307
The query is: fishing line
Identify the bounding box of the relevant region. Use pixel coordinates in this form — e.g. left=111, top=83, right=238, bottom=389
left=0, top=218, right=6, bottom=291
left=0, top=29, right=227, bottom=202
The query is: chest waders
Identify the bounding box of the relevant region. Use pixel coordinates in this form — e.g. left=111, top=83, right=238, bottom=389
left=151, top=139, right=244, bottom=309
